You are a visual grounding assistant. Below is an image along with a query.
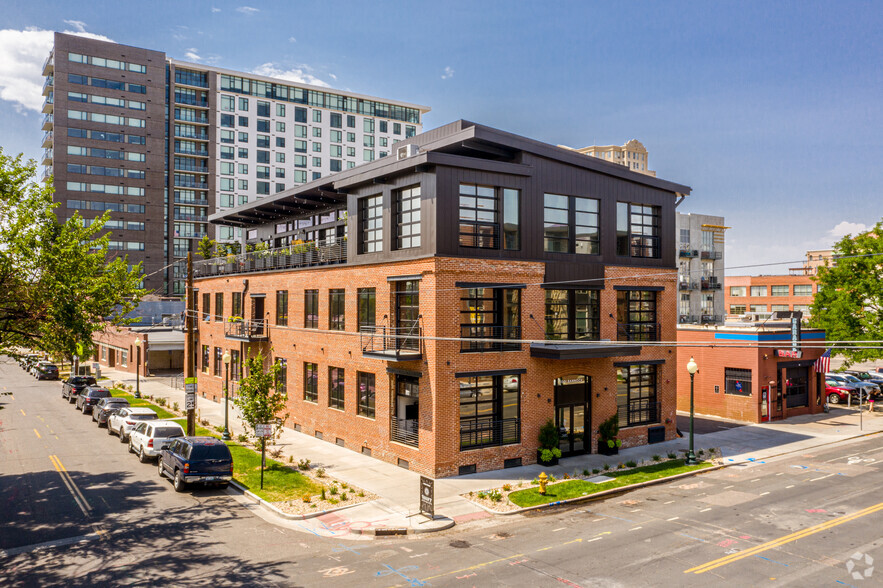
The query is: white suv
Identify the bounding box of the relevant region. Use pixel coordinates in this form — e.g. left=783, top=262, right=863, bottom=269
left=108, top=407, right=158, bottom=442
left=128, top=420, right=185, bottom=463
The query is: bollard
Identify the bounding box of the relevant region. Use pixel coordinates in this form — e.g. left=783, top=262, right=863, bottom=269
left=538, top=472, right=548, bottom=495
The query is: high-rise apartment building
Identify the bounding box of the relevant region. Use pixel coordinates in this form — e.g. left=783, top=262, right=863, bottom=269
left=41, top=33, right=429, bottom=296
left=560, top=139, right=655, bottom=176
left=675, top=213, right=726, bottom=324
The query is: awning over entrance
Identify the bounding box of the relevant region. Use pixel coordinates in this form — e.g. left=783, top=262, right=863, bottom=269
left=529, top=342, right=642, bottom=360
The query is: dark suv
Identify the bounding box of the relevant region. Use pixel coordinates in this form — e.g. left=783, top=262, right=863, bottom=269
left=158, top=437, right=233, bottom=492
left=92, top=397, right=130, bottom=426
left=34, top=362, right=59, bottom=380
left=76, top=386, right=112, bottom=414
left=62, top=376, right=97, bottom=402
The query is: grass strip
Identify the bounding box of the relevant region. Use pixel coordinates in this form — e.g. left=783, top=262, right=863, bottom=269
left=109, top=388, right=323, bottom=502
left=508, top=459, right=714, bottom=507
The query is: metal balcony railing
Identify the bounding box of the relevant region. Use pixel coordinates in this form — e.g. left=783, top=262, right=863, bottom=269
left=42, top=53, right=53, bottom=76
left=224, top=319, right=268, bottom=341
left=618, top=400, right=662, bottom=428
left=173, top=195, right=209, bottom=206
left=43, top=75, right=54, bottom=95
left=678, top=247, right=699, bottom=258
left=174, top=93, right=208, bottom=108
left=617, top=322, right=660, bottom=342
left=701, top=278, right=722, bottom=290
left=360, top=324, right=422, bottom=360
left=678, top=314, right=699, bottom=324
left=174, top=129, right=208, bottom=141
left=174, top=178, right=209, bottom=189
left=173, top=213, right=208, bottom=222
left=42, top=131, right=54, bottom=148
left=678, top=280, right=697, bottom=290
left=391, top=417, right=419, bottom=447
left=460, top=325, right=522, bottom=352
left=701, top=249, right=722, bottom=260
left=193, top=239, right=347, bottom=278
left=459, top=418, right=521, bottom=450
left=701, top=314, right=723, bottom=323
left=174, top=146, right=209, bottom=157
left=42, top=114, right=53, bottom=130
left=174, top=162, right=209, bottom=173
left=175, top=113, right=209, bottom=125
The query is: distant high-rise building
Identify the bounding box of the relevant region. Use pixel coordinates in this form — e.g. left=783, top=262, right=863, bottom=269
left=675, top=213, right=727, bottom=324
left=41, top=32, right=430, bottom=296
left=560, top=139, right=655, bottom=176
left=790, top=249, right=835, bottom=276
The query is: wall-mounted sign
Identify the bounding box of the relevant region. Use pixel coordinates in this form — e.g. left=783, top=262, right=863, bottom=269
left=775, top=349, right=803, bottom=359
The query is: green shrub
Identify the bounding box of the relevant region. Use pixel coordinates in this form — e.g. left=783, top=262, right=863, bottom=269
left=582, top=469, right=590, bottom=476
left=617, top=463, right=625, bottom=469
left=172, top=401, right=179, bottom=412
left=237, top=433, right=248, bottom=444
left=340, top=492, right=348, bottom=501
left=667, top=452, right=677, bottom=459
left=538, top=419, right=559, bottom=450
left=540, top=448, right=562, bottom=463
left=316, top=467, right=325, bottom=478
left=548, top=474, right=557, bottom=483
left=298, top=458, right=311, bottom=471
left=329, top=486, right=338, bottom=496
left=592, top=468, right=600, bottom=475
left=320, top=487, right=326, bottom=501
left=477, top=491, right=487, bottom=499
left=488, top=489, right=502, bottom=502
left=625, top=460, right=637, bottom=468
left=652, top=454, right=661, bottom=462
left=358, top=491, right=364, bottom=497
left=502, top=483, right=512, bottom=492
left=603, top=463, right=610, bottom=471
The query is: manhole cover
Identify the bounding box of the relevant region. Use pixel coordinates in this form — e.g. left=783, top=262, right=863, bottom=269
left=449, top=540, right=471, bottom=549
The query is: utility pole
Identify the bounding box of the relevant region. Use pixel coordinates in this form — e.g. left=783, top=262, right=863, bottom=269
left=185, top=253, right=196, bottom=436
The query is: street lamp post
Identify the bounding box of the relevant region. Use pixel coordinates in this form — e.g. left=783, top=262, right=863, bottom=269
left=134, top=338, right=141, bottom=399
left=685, top=356, right=698, bottom=465
left=222, top=351, right=231, bottom=441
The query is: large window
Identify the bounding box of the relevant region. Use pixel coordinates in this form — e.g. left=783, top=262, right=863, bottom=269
left=545, top=290, right=601, bottom=340
left=214, top=347, right=222, bottom=376
left=329, top=289, right=345, bottom=331
left=458, top=183, right=498, bottom=248
left=201, top=345, right=210, bottom=373
left=502, top=188, right=520, bottom=250
left=395, top=185, right=421, bottom=249
left=616, top=203, right=660, bottom=258
left=304, top=290, right=318, bottom=328
left=275, top=358, right=287, bottom=395
left=202, top=292, right=210, bottom=321
left=750, top=286, right=767, bottom=297
left=725, top=368, right=752, bottom=396
left=329, top=366, right=345, bottom=410
left=543, top=194, right=600, bottom=254
left=616, top=364, right=659, bottom=427
left=214, top=293, right=224, bottom=321
left=616, top=290, right=658, bottom=341
left=793, top=284, right=813, bottom=296
left=276, top=290, right=288, bottom=326
left=230, top=350, right=241, bottom=381
left=729, top=286, right=746, bottom=297
left=460, top=287, right=521, bottom=352
left=459, top=375, right=521, bottom=450
left=358, top=288, right=376, bottom=331
left=357, top=372, right=375, bottom=418
left=359, top=195, right=383, bottom=253
left=231, top=292, right=242, bottom=318
left=771, top=285, right=789, bottom=296
left=304, top=362, right=318, bottom=402
left=730, top=304, right=746, bottom=315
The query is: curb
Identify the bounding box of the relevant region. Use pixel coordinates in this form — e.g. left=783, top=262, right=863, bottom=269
left=349, top=517, right=456, bottom=536
left=466, top=463, right=725, bottom=516
left=228, top=480, right=369, bottom=520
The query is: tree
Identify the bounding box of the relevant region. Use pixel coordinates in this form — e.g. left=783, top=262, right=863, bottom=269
left=809, top=221, right=883, bottom=367
left=0, top=150, right=145, bottom=360
left=197, top=235, right=216, bottom=259
left=233, top=353, right=289, bottom=450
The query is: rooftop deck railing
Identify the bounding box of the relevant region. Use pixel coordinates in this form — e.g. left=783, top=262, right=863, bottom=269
left=193, top=240, right=347, bottom=278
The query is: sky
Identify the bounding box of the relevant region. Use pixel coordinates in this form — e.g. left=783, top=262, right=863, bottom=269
left=1, top=0, right=880, bottom=275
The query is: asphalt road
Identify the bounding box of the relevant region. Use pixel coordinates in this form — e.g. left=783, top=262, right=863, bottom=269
left=2, top=358, right=882, bottom=587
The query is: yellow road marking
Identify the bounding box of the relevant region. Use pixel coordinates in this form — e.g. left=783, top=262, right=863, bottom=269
left=419, top=554, right=526, bottom=582
left=49, top=455, right=92, bottom=517
left=536, top=546, right=553, bottom=551
left=20, top=409, right=26, bottom=416
left=37, top=416, right=44, bottom=422
left=33, top=429, right=41, bottom=439
left=685, top=501, right=883, bottom=574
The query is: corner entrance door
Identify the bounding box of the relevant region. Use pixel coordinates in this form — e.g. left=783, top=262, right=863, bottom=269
left=554, top=375, right=590, bottom=457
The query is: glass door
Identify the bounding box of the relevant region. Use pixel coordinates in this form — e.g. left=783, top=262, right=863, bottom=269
left=395, top=280, right=420, bottom=351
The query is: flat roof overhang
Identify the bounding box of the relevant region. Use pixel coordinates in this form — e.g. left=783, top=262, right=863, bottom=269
left=529, top=342, right=642, bottom=360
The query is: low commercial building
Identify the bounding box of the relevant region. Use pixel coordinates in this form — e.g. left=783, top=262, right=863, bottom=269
left=191, top=120, right=692, bottom=477
left=92, top=326, right=184, bottom=376
left=676, top=323, right=827, bottom=423
left=725, top=275, right=818, bottom=318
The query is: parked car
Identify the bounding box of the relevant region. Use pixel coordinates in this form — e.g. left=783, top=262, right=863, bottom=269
left=158, top=436, right=233, bottom=492
left=92, top=397, right=130, bottom=426
left=129, top=420, right=185, bottom=463
left=825, top=373, right=880, bottom=399
left=867, top=367, right=883, bottom=376
left=33, top=362, right=59, bottom=380
left=108, top=407, right=158, bottom=442
left=21, top=354, right=42, bottom=371
left=76, top=386, right=112, bottom=414
left=62, top=375, right=98, bottom=402
left=843, top=370, right=883, bottom=386
left=826, top=380, right=859, bottom=405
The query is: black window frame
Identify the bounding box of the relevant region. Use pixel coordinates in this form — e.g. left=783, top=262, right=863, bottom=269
left=616, top=290, right=658, bottom=341
left=357, top=288, right=376, bottom=331
left=616, top=364, right=659, bottom=427
left=214, top=293, right=224, bottom=321
left=359, top=194, right=383, bottom=253
left=544, top=193, right=600, bottom=254
left=213, top=347, right=222, bottom=376
left=458, top=183, right=498, bottom=249
left=275, top=358, right=287, bottom=395
left=460, top=287, right=521, bottom=352
left=357, top=372, right=375, bottom=418
left=303, top=362, right=318, bottom=402
left=276, top=290, right=288, bottom=326
left=459, top=374, right=521, bottom=450
left=725, top=368, right=752, bottom=396
left=395, top=185, right=421, bottom=250
left=544, top=289, right=601, bottom=340
left=616, top=202, right=660, bottom=258
left=201, top=292, right=210, bottom=321
left=329, top=289, right=345, bottom=331
left=304, top=289, right=318, bottom=329
left=201, top=345, right=210, bottom=373
left=329, top=366, right=345, bottom=410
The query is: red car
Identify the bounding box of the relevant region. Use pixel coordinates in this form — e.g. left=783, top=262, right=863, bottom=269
left=826, top=380, right=859, bottom=405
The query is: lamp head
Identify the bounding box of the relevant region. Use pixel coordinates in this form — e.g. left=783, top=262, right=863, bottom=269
left=134, top=338, right=141, bottom=347
left=222, top=351, right=231, bottom=365
left=686, top=356, right=698, bottom=375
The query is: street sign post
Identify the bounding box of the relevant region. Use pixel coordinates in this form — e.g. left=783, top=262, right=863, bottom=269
left=419, top=476, right=434, bottom=519
left=255, top=423, right=273, bottom=489
left=184, top=378, right=197, bottom=410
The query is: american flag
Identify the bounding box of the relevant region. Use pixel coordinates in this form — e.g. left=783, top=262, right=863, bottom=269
left=813, top=348, right=832, bottom=373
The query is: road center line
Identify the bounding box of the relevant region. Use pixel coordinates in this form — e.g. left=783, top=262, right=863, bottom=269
left=684, top=501, right=883, bottom=574
left=49, top=455, right=92, bottom=517
left=33, top=429, right=41, bottom=439
left=20, top=408, right=26, bottom=416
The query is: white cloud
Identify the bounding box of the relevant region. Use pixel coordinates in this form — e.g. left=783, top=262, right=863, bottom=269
left=184, top=48, right=202, bottom=62
left=236, top=6, right=259, bottom=14
left=63, top=20, right=87, bottom=33
left=288, top=36, right=297, bottom=43
left=0, top=27, right=113, bottom=113
left=828, top=221, right=869, bottom=240
left=441, top=66, right=454, bottom=80
left=252, top=62, right=329, bottom=88
left=211, top=7, right=221, bottom=12
left=328, top=73, right=337, bottom=80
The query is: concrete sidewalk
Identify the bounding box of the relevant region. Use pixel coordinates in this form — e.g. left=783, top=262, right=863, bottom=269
left=102, top=368, right=883, bottom=539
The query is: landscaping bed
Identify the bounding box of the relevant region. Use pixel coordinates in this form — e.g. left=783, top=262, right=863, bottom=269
left=109, top=386, right=376, bottom=511
left=463, top=453, right=720, bottom=512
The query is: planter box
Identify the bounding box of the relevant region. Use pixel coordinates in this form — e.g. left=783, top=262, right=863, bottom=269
left=537, top=449, right=559, bottom=466
left=598, top=443, right=619, bottom=456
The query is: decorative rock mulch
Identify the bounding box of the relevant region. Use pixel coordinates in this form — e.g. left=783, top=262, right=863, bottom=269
left=272, top=468, right=378, bottom=515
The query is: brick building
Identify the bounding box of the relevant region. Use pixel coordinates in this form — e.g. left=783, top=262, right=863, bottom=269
left=676, top=323, right=827, bottom=423
left=92, top=326, right=184, bottom=376
left=189, top=121, right=692, bottom=477
left=725, top=275, right=818, bottom=318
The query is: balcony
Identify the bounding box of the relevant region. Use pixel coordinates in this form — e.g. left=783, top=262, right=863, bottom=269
left=391, top=417, right=419, bottom=447
left=174, top=93, right=208, bottom=108
left=174, top=231, right=208, bottom=241
left=224, top=319, right=269, bottom=342
left=193, top=240, right=347, bottom=278
left=617, top=322, right=660, bottom=342
left=41, top=166, right=53, bottom=182
left=42, top=131, right=54, bottom=149
left=678, top=280, right=697, bottom=291
left=42, top=53, right=53, bottom=77
left=460, top=325, right=521, bottom=352
left=460, top=418, right=520, bottom=450
left=173, top=212, right=208, bottom=222
left=618, top=400, right=662, bottom=428
left=678, top=314, right=699, bottom=324
left=41, top=149, right=53, bottom=166
left=41, top=113, right=53, bottom=131
left=175, top=113, right=209, bottom=125
left=42, top=75, right=53, bottom=96
left=42, top=94, right=53, bottom=114
left=174, top=162, right=209, bottom=173
left=701, top=249, right=722, bottom=260
left=701, top=314, right=723, bottom=324
left=700, top=278, right=722, bottom=290
left=173, top=194, right=209, bottom=206
left=678, top=247, right=699, bottom=258
left=360, top=325, right=422, bottom=361
left=174, top=178, right=209, bottom=190
left=174, top=129, right=209, bottom=141
left=174, top=145, right=209, bottom=157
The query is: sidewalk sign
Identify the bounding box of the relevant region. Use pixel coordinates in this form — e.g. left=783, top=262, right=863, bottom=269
left=420, top=476, right=434, bottom=519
